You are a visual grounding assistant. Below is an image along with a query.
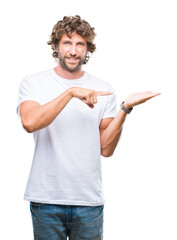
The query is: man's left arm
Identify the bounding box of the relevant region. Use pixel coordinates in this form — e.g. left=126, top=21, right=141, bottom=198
left=99, top=110, right=126, bottom=157
left=99, top=91, right=161, bottom=157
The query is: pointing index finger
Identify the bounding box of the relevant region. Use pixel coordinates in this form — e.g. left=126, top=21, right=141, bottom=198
left=96, top=91, right=113, bottom=96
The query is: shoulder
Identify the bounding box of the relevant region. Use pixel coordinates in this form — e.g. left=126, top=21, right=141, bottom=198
left=23, top=69, right=51, bottom=82
left=20, top=69, right=52, bottom=87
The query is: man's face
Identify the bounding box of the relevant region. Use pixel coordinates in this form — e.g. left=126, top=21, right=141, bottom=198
left=57, top=32, right=87, bottom=72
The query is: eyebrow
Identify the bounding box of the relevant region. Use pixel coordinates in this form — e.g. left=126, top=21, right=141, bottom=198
left=62, top=40, right=86, bottom=45
left=77, top=41, right=86, bottom=45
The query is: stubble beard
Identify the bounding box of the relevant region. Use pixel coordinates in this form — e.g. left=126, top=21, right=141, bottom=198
left=58, top=49, right=86, bottom=72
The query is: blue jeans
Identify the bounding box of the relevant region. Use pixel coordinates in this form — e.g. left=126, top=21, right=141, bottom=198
left=30, top=202, right=104, bottom=240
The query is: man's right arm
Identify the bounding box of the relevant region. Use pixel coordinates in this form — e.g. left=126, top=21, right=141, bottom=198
left=20, top=88, right=73, bottom=133
left=20, top=87, right=112, bottom=133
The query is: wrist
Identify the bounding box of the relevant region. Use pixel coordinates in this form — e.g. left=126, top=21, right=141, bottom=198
left=67, top=87, right=75, bottom=98
left=120, top=101, right=133, bottom=114
left=123, top=101, right=133, bottom=109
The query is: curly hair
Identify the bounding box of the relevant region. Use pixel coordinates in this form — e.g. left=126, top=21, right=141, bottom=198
left=47, top=15, right=96, bottom=64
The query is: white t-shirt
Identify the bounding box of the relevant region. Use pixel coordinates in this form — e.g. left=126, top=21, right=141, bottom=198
left=17, top=69, right=117, bottom=206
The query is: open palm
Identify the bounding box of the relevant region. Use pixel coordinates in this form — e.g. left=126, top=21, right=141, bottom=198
left=125, top=91, right=161, bottom=109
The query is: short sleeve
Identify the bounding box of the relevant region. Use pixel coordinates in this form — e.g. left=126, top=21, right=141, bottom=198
left=102, top=89, right=117, bottom=119
left=16, top=77, right=40, bottom=118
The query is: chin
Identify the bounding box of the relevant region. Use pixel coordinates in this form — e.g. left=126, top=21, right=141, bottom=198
left=66, top=64, right=81, bottom=72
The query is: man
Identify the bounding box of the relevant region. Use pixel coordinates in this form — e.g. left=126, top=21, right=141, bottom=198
left=17, top=15, right=160, bottom=240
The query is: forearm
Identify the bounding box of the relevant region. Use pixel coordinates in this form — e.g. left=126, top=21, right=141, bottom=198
left=100, top=109, right=127, bottom=155
left=101, top=128, right=122, bottom=157
left=22, top=88, right=73, bottom=132
left=100, top=91, right=161, bottom=156
left=22, top=86, right=112, bottom=133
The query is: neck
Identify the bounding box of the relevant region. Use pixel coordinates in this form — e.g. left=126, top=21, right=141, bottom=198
left=53, top=63, right=84, bottom=79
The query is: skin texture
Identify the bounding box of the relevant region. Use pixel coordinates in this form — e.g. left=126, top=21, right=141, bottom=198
left=54, top=33, right=88, bottom=79
left=20, top=32, right=161, bottom=157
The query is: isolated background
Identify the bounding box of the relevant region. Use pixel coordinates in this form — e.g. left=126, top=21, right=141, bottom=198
left=0, top=0, right=176, bottom=239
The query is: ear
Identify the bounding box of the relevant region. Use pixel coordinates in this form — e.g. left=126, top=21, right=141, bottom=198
left=55, top=46, right=59, bottom=53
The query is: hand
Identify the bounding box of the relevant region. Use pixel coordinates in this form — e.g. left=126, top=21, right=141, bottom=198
left=71, top=87, right=113, bottom=108
left=124, top=91, right=161, bottom=109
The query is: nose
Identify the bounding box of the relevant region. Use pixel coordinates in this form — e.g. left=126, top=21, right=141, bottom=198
left=69, top=44, right=77, bottom=56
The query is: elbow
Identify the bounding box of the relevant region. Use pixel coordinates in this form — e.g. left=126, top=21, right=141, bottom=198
left=101, top=142, right=114, bottom=157
left=21, top=118, right=35, bottom=133
left=101, top=149, right=113, bottom=158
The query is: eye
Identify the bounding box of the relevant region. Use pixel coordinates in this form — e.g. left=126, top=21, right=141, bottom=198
left=64, top=42, right=70, bottom=45
left=78, top=42, right=84, bottom=46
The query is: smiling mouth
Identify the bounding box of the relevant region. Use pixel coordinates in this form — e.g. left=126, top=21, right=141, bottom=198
left=66, top=58, right=79, bottom=64
left=67, top=57, right=79, bottom=60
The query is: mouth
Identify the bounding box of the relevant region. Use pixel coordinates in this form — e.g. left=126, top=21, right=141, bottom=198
left=66, top=57, right=80, bottom=63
